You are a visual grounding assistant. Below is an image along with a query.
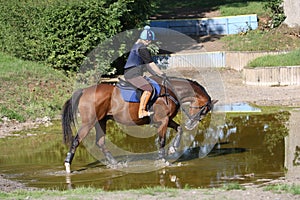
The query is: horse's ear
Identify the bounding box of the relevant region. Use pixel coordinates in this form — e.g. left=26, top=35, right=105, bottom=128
left=211, top=100, right=218, bottom=105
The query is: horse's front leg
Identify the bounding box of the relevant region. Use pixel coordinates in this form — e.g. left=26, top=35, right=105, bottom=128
left=157, top=117, right=169, bottom=159
left=95, top=120, right=117, bottom=165
left=167, top=120, right=183, bottom=155
left=153, top=99, right=173, bottom=160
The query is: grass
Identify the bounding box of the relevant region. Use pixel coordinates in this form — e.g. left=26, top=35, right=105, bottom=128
left=219, top=1, right=267, bottom=17
left=221, top=28, right=300, bottom=51
left=0, top=187, right=105, bottom=200
left=137, top=186, right=179, bottom=197
left=155, top=0, right=268, bottom=18
left=264, top=184, right=300, bottom=195
left=0, top=52, right=73, bottom=122
left=247, top=49, right=300, bottom=67
left=2, top=184, right=300, bottom=199
left=0, top=187, right=180, bottom=200
left=221, top=182, right=246, bottom=190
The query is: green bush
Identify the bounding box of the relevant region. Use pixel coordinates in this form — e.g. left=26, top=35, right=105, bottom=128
left=43, top=0, right=130, bottom=72
left=0, top=0, right=159, bottom=74
left=0, top=0, right=129, bottom=73
left=264, top=0, right=286, bottom=28
left=0, top=1, right=45, bottom=60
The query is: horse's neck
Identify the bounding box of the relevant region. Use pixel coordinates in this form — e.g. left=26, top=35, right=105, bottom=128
left=170, top=78, right=192, bottom=95
left=151, top=76, right=208, bottom=103
left=169, top=78, right=208, bottom=103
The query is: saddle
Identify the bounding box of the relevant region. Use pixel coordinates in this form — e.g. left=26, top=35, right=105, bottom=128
left=116, top=77, right=161, bottom=105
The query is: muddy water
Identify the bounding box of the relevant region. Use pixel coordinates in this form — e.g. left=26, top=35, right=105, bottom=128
left=0, top=110, right=289, bottom=190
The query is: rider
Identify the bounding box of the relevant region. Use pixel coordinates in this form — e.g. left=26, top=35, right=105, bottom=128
left=124, top=25, right=165, bottom=118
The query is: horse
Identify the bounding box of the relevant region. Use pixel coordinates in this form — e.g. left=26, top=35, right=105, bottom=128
left=61, top=75, right=217, bottom=173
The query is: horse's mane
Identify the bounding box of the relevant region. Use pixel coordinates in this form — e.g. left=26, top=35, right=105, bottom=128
left=166, top=76, right=211, bottom=100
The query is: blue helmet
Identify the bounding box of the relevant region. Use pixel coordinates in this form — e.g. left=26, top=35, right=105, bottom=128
left=140, top=25, right=155, bottom=41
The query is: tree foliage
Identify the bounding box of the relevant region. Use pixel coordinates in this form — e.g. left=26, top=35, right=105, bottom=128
left=0, top=0, right=159, bottom=74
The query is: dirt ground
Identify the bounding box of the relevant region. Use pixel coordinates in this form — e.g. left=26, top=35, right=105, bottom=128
left=215, top=68, right=300, bottom=107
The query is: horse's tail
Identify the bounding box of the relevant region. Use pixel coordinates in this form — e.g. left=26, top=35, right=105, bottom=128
left=62, top=89, right=83, bottom=146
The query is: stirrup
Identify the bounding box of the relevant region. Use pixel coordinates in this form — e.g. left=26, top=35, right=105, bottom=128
left=139, top=110, right=154, bottom=118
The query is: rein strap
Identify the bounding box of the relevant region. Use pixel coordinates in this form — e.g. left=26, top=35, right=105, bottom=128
left=160, top=76, right=209, bottom=122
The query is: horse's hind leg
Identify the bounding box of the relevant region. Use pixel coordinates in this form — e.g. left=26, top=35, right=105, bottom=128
left=95, top=119, right=117, bottom=165
left=64, top=123, right=94, bottom=173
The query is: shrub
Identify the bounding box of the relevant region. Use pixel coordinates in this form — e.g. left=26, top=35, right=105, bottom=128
left=0, top=0, right=159, bottom=74
left=264, top=0, right=286, bottom=28
left=43, top=0, right=130, bottom=72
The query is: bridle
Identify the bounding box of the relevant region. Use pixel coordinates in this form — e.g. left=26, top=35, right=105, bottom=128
left=160, top=77, right=211, bottom=123
left=188, top=102, right=211, bottom=122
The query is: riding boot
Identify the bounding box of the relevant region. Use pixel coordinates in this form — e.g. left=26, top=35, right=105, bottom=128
left=138, top=91, right=153, bottom=118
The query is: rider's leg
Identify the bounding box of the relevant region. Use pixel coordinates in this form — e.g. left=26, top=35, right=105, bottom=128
left=126, top=76, right=154, bottom=118
left=138, top=90, right=153, bottom=118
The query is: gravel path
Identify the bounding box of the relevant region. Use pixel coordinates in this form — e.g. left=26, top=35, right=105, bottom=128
left=220, top=69, right=300, bottom=107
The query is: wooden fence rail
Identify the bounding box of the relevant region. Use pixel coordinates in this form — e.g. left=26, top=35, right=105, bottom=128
left=243, top=66, right=300, bottom=86
left=155, top=51, right=288, bottom=71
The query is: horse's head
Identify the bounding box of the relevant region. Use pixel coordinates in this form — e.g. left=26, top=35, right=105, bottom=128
left=178, top=79, right=218, bottom=130
left=184, top=99, right=218, bottom=130
left=153, top=76, right=218, bottom=130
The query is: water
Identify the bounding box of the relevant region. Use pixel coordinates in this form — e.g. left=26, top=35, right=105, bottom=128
left=0, top=109, right=290, bottom=190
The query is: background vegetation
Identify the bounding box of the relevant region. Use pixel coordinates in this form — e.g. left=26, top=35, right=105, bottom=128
left=0, top=0, right=159, bottom=73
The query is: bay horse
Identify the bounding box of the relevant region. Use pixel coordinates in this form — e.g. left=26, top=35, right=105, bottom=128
left=62, top=76, right=217, bottom=173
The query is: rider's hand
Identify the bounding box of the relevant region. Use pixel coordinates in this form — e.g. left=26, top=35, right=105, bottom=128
left=161, top=73, right=169, bottom=81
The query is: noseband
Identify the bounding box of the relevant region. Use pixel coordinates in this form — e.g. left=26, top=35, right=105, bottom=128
left=161, top=76, right=211, bottom=123
left=188, top=101, right=211, bottom=122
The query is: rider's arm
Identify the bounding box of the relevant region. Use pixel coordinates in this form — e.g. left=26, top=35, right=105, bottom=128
left=146, top=62, right=164, bottom=76
left=139, top=47, right=164, bottom=76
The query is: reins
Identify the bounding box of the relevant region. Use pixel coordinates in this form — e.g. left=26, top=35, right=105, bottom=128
left=159, top=76, right=209, bottom=122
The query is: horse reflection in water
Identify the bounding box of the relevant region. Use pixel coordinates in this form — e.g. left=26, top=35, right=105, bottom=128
left=62, top=76, right=217, bottom=173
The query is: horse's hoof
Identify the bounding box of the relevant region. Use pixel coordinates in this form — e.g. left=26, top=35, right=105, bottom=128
left=168, top=146, right=176, bottom=155
left=105, top=152, right=118, bottom=165
left=109, top=158, right=118, bottom=165
left=65, top=162, right=71, bottom=174
left=158, top=148, right=165, bottom=159
left=154, top=158, right=170, bottom=167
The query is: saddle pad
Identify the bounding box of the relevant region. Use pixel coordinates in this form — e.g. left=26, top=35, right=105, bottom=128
left=118, top=77, right=161, bottom=103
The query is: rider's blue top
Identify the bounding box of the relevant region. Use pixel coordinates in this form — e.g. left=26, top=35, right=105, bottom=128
left=124, top=43, right=152, bottom=69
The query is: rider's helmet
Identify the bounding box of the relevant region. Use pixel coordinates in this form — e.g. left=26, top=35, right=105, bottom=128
left=140, top=25, right=155, bottom=41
